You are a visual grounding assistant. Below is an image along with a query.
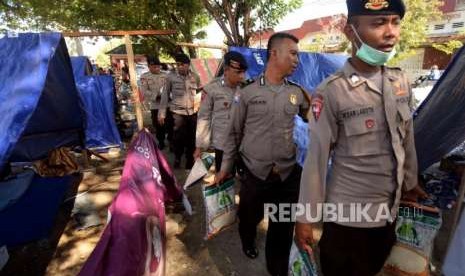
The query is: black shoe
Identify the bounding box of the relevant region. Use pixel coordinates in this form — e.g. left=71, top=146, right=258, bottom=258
left=174, top=159, right=181, bottom=169
left=243, top=245, right=258, bottom=259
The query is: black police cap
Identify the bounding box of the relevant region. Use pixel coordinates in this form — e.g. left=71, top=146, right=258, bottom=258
left=174, top=53, right=190, bottom=64
left=224, top=51, right=248, bottom=70
left=147, top=56, right=161, bottom=66
left=347, top=0, right=406, bottom=19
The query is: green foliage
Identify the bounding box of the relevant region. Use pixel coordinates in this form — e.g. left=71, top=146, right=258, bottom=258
left=201, top=0, right=302, bottom=46
left=432, top=40, right=464, bottom=55
left=0, top=0, right=210, bottom=57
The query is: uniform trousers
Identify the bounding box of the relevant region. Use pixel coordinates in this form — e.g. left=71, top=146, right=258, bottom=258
left=214, top=149, right=223, bottom=171
left=238, top=165, right=301, bottom=276
left=172, top=113, right=197, bottom=165
left=319, top=221, right=396, bottom=276
left=150, top=109, right=174, bottom=149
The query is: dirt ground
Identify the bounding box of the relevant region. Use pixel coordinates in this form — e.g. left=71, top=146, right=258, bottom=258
left=2, top=143, right=454, bottom=276
left=40, top=147, right=280, bottom=276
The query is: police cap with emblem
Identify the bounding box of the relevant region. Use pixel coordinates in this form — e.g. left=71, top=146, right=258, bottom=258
left=224, top=51, right=248, bottom=71
left=174, top=53, right=191, bottom=64
left=146, top=55, right=161, bottom=66
left=347, top=0, right=406, bottom=19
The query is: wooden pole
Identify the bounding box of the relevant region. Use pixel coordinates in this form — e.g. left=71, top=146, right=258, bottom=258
left=176, top=42, right=227, bottom=50
left=63, top=30, right=176, bottom=37
left=124, top=34, right=144, bottom=130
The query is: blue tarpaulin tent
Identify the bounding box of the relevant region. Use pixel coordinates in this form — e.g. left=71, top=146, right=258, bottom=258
left=70, top=56, right=122, bottom=149
left=70, top=56, right=93, bottom=79
left=0, top=32, right=84, bottom=246
left=230, top=47, right=347, bottom=165
left=0, top=32, right=84, bottom=173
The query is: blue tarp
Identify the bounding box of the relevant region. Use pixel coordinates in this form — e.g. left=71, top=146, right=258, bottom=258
left=74, top=75, right=122, bottom=149
left=230, top=46, right=347, bottom=93
left=0, top=32, right=84, bottom=173
left=414, top=46, right=465, bottom=172
left=231, top=47, right=347, bottom=165
left=0, top=173, right=81, bottom=246
left=70, top=56, right=93, bottom=79
left=71, top=56, right=122, bottom=149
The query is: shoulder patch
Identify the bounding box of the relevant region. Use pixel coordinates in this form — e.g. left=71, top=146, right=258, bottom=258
left=240, top=78, right=255, bottom=88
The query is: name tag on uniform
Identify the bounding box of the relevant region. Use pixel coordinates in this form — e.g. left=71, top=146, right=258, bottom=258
left=250, top=100, right=266, bottom=105
left=340, top=106, right=374, bottom=120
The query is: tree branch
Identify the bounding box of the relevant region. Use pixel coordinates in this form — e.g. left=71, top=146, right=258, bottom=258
left=201, top=0, right=235, bottom=45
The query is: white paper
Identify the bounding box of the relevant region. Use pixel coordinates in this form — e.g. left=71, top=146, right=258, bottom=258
left=184, top=159, right=208, bottom=189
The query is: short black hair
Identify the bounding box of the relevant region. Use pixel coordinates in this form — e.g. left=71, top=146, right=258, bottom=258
left=266, top=32, right=299, bottom=60
left=347, top=16, right=360, bottom=27
left=174, top=53, right=190, bottom=64
left=224, top=51, right=248, bottom=70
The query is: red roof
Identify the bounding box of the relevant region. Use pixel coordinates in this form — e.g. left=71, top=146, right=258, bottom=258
left=440, top=0, right=457, bottom=13
left=250, top=14, right=346, bottom=44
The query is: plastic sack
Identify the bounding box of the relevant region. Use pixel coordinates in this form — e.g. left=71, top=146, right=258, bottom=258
left=288, top=241, right=318, bottom=276
left=203, top=177, right=236, bottom=240
left=184, top=153, right=215, bottom=189
left=383, top=244, right=429, bottom=276
left=395, top=203, right=442, bottom=258
left=79, top=129, right=182, bottom=276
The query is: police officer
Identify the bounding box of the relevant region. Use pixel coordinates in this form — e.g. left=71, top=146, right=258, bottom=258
left=216, top=33, right=310, bottom=276
left=140, top=56, right=167, bottom=149
left=159, top=53, right=200, bottom=169
left=194, top=51, right=248, bottom=170
left=295, top=1, right=427, bottom=275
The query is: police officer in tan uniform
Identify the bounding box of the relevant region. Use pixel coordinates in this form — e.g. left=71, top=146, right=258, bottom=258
left=216, top=33, right=310, bottom=276
left=194, top=51, right=248, bottom=170
left=140, top=56, right=167, bottom=149
left=159, top=53, right=200, bottom=169
left=295, top=1, right=427, bottom=275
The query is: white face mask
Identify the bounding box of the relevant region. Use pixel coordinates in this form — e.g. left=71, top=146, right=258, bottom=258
left=350, top=24, right=396, bottom=66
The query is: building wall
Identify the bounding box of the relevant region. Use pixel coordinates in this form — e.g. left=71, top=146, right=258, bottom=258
left=428, top=10, right=465, bottom=36
left=423, top=46, right=457, bottom=70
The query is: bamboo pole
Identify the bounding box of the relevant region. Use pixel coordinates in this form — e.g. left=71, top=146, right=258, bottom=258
left=124, top=34, right=144, bottom=130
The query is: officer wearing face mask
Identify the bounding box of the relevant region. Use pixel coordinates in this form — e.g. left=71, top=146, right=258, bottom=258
left=294, top=1, right=427, bottom=275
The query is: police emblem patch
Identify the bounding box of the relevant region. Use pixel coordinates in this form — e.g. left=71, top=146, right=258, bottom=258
left=365, top=0, right=389, bottom=11
left=311, top=94, right=324, bottom=121
left=365, top=119, right=375, bottom=129
left=289, top=94, right=297, bottom=105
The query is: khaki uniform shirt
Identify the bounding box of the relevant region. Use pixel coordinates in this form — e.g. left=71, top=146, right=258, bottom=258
left=159, top=71, right=200, bottom=118
left=140, top=71, right=166, bottom=110
left=196, top=78, right=237, bottom=151
left=297, top=61, right=418, bottom=228
left=222, top=76, right=310, bottom=181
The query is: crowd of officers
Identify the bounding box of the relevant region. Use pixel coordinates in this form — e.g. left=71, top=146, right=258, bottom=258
left=139, top=0, right=429, bottom=275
